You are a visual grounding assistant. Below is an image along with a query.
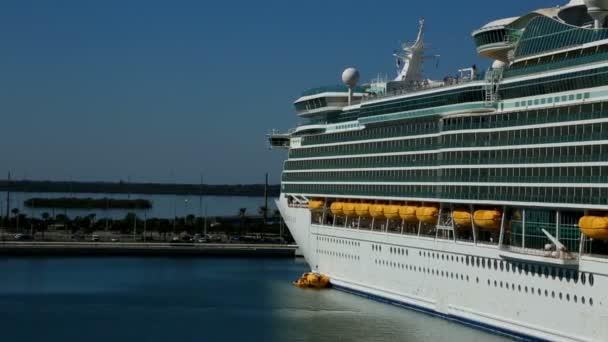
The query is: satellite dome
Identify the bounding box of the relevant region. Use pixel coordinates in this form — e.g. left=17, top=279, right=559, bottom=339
left=492, top=60, right=506, bottom=69
left=342, top=67, right=360, bottom=87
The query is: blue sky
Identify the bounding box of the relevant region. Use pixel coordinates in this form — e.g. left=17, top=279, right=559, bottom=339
left=0, top=0, right=559, bottom=184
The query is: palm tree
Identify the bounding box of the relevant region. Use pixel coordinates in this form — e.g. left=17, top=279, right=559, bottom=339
left=11, top=208, right=19, bottom=230
left=41, top=212, right=50, bottom=239
left=238, top=208, right=247, bottom=237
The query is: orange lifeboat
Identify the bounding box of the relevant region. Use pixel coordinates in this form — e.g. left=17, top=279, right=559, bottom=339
left=399, top=205, right=418, bottom=223
left=416, top=206, right=439, bottom=224
left=355, top=203, right=371, bottom=217
left=330, top=202, right=345, bottom=216
left=370, top=204, right=385, bottom=219
left=579, top=216, right=608, bottom=240
left=384, top=205, right=400, bottom=220
left=308, top=199, right=324, bottom=210
left=453, top=211, right=472, bottom=226
left=343, top=202, right=357, bottom=217
left=399, top=206, right=418, bottom=223
left=473, top=210, right=502, bottom=230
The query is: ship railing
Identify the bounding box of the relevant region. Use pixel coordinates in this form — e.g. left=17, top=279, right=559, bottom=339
left=361, top=73, right=485, bottom=104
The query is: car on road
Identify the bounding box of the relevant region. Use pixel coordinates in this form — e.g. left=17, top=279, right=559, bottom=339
left=14, top=234, right=33, bottom=241
left=91, top=234, right=100, bottom=242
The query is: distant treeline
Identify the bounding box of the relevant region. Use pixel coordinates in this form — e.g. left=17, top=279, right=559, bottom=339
left=0, top=180, right=280, bottom=197
left=24, top=198, right=153, bottom=210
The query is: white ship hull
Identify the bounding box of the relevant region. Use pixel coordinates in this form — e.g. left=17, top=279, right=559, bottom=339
left=277, top=195, right=608, bottom=342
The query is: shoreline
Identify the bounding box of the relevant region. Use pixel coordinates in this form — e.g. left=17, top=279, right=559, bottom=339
left=0, top=242, right=297, bottom=258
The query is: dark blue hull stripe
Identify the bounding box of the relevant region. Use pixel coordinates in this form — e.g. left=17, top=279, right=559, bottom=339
left=332, top=284, right=551, bottom=342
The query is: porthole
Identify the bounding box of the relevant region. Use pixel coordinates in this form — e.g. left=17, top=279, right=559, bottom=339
left=524, top=264, right=529, bottom=275
left=589, top=273, right=594, bottom=286
left=558, top=269, right=563, bottom=281
left=559, top=292, right=563, bottom=300
left=552, top=291, right=555, bottom=298
left=482, top=259, right=486, bottom=268
left=545, top=290, right=548, bottom=297
left=506, top=263, right=510, bottom=272
left=518, top=285, right=521, bottom=292
left=500, top=261, right=504, bottom=271
left=551, top=268, right=556, bottom=279
left=494, top=260, right=498, bottom=270
left=487, top=279, right=490, bottom=286
left=582, top=296, right=586, bottom=304
left=581, top=272, right=586, bottom=285
left=466, top=256, right=470, bottom=266
left=525, top=286, right=528, bottom=293
left=537, top=288, right=541, bottom=296
left=590, top=298, right=594, bottom=306
left=500, top=281, right=503, bottom=288
left=566, top=271, right=571, bottom=283
left=573, top=271, right=579, bottom=284
left=476, top=258, right=480, bottom=267
left=476, top=277, right=479, bottom=283
left=566, top=294, right=570, bottom=302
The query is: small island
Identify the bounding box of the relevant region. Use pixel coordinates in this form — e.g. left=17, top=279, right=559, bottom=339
left=24, top=198, right=152, bottom=210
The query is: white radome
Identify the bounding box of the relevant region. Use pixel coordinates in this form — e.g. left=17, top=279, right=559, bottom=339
left=492, top=60, right=506, bottom=69
left=342, top=67, right=360, bottom=87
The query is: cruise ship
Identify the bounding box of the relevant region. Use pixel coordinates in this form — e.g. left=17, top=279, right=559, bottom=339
left=269, top=1, right=608, bottom=340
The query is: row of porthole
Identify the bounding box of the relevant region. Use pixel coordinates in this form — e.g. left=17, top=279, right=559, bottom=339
left=374, top=259, right=471, bottom=282
left=389, top=246, right=409, bottom=256
left=317, top=236, right=361, bottom=247
left=418, top=250, right=595, bottom=287
left=485, top=278, right=594, bottom=306
left=373, top=259, right=597, bottom=308
left=317, top=249, right=360, bottom=261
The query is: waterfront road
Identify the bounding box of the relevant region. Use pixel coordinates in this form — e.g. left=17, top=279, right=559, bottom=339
left=0, top=242, right=298, bottom=257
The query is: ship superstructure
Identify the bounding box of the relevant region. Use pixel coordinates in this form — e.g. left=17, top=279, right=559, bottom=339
left=270, top=1, right=608, bottom=340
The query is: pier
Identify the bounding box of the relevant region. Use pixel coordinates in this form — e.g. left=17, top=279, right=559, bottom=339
left=0, top=242, right=297, bottom=257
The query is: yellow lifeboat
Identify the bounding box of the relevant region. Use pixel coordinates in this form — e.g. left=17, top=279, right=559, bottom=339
left=399, top=206, right=418, bottom=223
left=343, top=202, right=357, bottom=217
left=355, top=203, right=371, bottom=217
left=416, top=206, right=439, bottom=224
left=453, top=211, right=472, bottom=226
left=474, top=210, right=502, bottom=230
left=370, top=204, right=385, bottom=218
left=308, top=199, right=324, bottom=210
left=294, top=272, right=331, bottom=289
left=579, top=216, right=608, bottom=240
left=330, top=202, right=344, bottom=216
left=384, top=205, right=401, bottom=220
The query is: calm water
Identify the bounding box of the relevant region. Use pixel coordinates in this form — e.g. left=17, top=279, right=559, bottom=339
left=0, top=257, right=511, bottom=342
left=1, top=191, right=276, bottom=219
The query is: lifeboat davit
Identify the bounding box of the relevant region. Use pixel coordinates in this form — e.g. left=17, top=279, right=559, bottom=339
left=453, top=211, right=472, bottom=226
left=579, top=216, right=608, bottom=239
left=416, top=206, right=439, bottom=224
left=343, top=202, right=357, bottom=217
left=370, top=204, right=385, bottom=218
left=355, top=203, right=371, bottom=217
left=399, top=206, right=418, bottom=223
left=308, top=199, right=324, bottom=210
left=330, top=202, right=344, bottom=216
left=384, top=205, right=401, bottom=220
left=474, top=210, right=502, bottom=230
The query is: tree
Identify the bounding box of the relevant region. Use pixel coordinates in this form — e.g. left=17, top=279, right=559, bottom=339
left=238, top=208, right=247, bottom=236
left=11, top=208, right=19, bottom=230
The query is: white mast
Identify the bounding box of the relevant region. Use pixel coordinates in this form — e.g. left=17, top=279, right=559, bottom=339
left=394, top=19, right=426, bottom=83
